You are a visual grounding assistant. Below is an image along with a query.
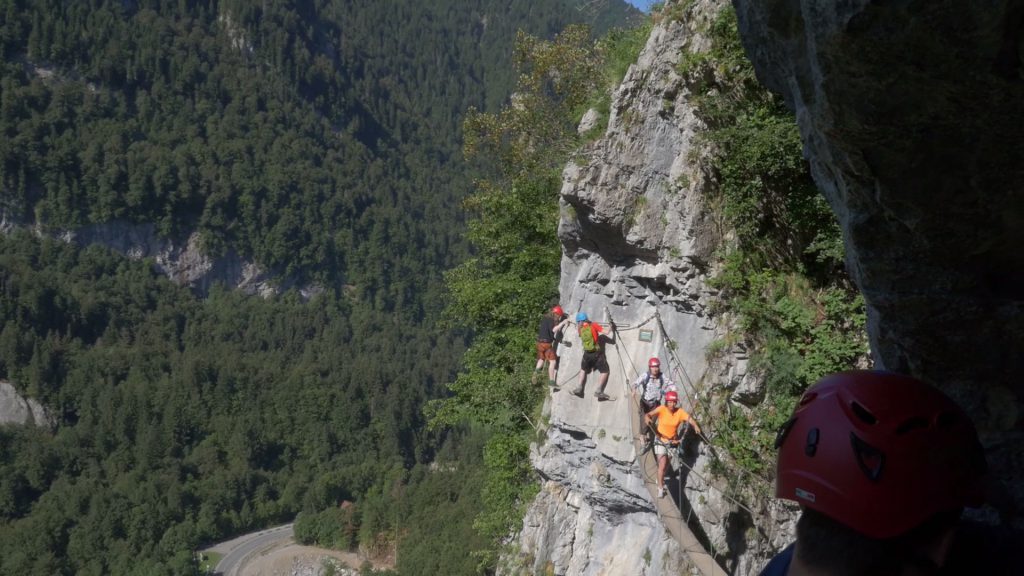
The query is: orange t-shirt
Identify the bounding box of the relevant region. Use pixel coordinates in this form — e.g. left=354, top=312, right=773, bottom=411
left=651, top=405, right=691, bottom=441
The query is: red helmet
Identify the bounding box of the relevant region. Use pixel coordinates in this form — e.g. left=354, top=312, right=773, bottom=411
left=664, top=391, right=678, bottom=403
left=648, top=357, right=661, bottom=368
left=774, top=371, right=987, bottom=539
left=552, top=305, right=565, bottom=317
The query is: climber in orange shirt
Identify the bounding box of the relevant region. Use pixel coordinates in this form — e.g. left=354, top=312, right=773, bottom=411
left=643, top=390, right=700, bottom=499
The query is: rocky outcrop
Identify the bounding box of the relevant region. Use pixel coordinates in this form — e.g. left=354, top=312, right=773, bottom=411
left=0, top=381, right=52, bottom=428
left=59, top=221, right=315, bottom=297
left=733, top=0, right=1024, bottom=521
left=502, top=2, right=795, bottom=575
left=2, top=210, right=319, bottom=297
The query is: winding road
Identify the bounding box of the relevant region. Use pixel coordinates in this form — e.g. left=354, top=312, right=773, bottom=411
left=206, top=523, right=294, bottom=576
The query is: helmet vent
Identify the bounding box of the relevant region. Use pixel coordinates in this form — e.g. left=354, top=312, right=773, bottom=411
left=774, top=417, right=797, bottom=449
left=895, top=416, right=929, bottom=435
left=805, top=427, right=820, bottom=457
left=850, top=433, right=885, bottom=481
left=850, top=401, right=877, bottom=425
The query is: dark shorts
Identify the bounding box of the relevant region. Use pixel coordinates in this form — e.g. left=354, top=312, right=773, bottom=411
left=536, top=341, right=557, bottom=361
left=580, top=350, right=609, bottom=373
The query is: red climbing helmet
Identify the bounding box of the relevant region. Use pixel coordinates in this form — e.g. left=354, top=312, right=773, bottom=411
left=649, top=357, right=661, bottom=368
left=664, top=390, right=678, bottom=404
left=552, top=305, right=565, bottom=317
left=774, top=371, right=987, bottom=539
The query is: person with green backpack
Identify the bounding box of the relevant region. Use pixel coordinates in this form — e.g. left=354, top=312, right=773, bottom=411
left=571, top=312, right=615, bottom=400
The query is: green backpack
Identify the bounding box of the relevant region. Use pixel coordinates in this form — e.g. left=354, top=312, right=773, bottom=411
left=579, top=322, right=600, bottom=352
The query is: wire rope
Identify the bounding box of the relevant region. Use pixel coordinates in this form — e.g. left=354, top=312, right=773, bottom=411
left=558, top=306, right=782, bottom=571
left=617, top=307, right=782, bottom=545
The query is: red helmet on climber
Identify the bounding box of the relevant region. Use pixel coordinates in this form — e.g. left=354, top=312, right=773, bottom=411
left=664, top=390, right=678, bottom=404
left=773, top=370, right=987, bottom=539
left=552, top=305, right=565, bottom=317
left=649, top=357, right=661, bottom=368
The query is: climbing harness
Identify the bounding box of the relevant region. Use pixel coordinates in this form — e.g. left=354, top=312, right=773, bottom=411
left=600, top=306, right=786, bottom=572
left=550, top=302, right=782, bottom=570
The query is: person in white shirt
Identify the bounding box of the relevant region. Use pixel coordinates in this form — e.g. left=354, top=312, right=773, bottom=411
left=632, top=357, right=677, bottom=414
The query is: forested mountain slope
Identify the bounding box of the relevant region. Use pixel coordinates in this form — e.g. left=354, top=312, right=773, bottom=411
left=2, top=0, right=630, bottom=296
left=0, top=1, right=640, bottom=574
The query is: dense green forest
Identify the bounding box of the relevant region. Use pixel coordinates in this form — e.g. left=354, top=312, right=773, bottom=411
left=0, top=1, right=641, bottom=574
left=0, top=231, right=454, bottom=573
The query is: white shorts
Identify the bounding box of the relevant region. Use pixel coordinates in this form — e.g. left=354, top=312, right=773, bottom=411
left=654, top=439, right=674, bottom=456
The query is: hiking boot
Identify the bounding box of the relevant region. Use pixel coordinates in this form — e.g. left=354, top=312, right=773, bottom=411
left=571, top=388, right=584, bottom=398
left=547, top=379, right=557, bottom=387
left=658, top=486, right=666, bottom=498
left=594, top=392, right=611, bottom=401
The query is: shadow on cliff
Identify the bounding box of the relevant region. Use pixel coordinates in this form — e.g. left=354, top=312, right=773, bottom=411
left=664, top=432, right=737, bottom=571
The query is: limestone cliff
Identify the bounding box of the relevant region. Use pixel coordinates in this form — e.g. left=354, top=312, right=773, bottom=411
left=732, top=0, right=1024, bottom=523
left=0, top=381, right=51, bottom=428
left=501, top=2, right=796, bottom=575
left=58, top=222, right=318, bottom=298
left=1, top=210, right=317, bottom=298
left=505, top=1, right=1024, bottom=574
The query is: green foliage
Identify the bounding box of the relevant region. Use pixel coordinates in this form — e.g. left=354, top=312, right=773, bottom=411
left=430, top=17, right=648, bottom=570
left=360, top=427, right=491, bottom=576
left=0, top=0, right=618, bottom=299
left=713, top=109, right=838, bottom=266
left=428, top=333, right=546, bottom=432
left=294, top=506, right=360, bottom=551
left=471, top=433, right=537, bottom=568
left=436, top=26, right=603, bottom=431
left=689, top=5, right=868, bottom=479
left=678, top=7, right=764, bottom=113
left=464, top=25, right=603, bottom=180
left=0, top=231, right=467, bottom=573
left=0, top=2, right=639, bottom=573
left=198, top=551, right=222, bottom=574
left=585, top=21, right=653, bottom=133
left=599, top=23, right=652, bottom=89
left=654, top=0, right=696, bottom=25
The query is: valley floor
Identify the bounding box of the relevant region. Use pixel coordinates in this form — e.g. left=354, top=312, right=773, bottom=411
left=203, top=524, right=390, bottom=575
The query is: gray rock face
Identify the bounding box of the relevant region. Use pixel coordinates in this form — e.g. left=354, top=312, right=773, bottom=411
left=503, top=2, right=797, bottom=574
left=733, top=0, right=1024, bottom=518
left=61, top=221, right=318, bottom=297
left=0, top=381, right=51, bottom=428
left=2, top=211, right=320, bottom=297
left=511, top=438, right=687, bottom=576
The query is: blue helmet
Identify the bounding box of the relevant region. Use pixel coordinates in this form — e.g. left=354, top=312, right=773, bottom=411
left=575, top=312, right=588, bottom=323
